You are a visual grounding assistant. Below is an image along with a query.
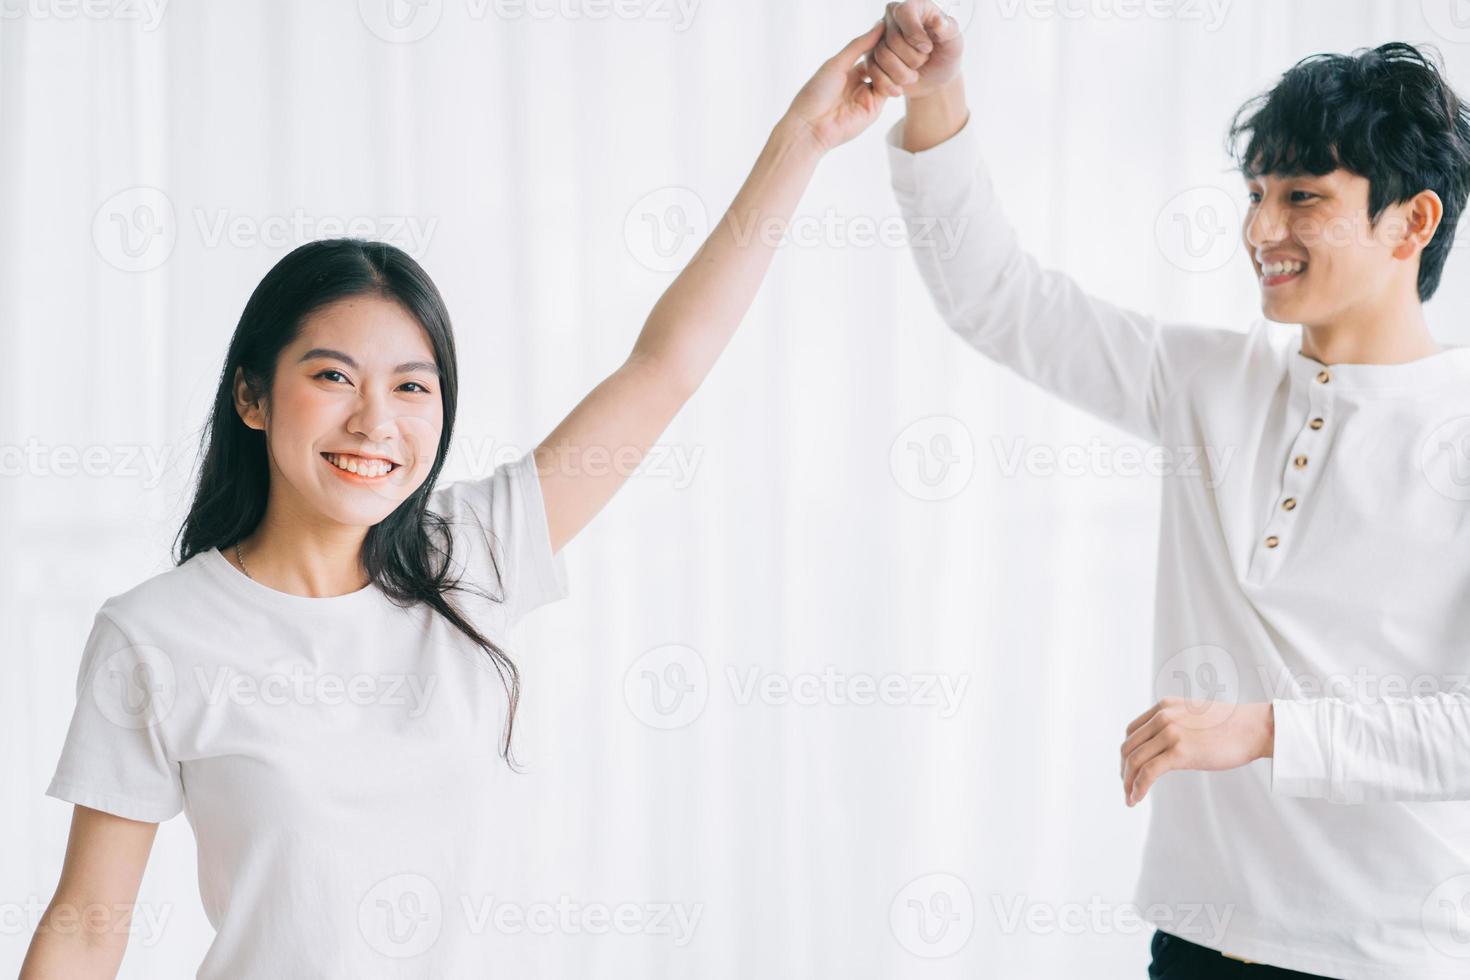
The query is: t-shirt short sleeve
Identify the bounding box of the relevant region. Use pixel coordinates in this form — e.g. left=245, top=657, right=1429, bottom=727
left=46, top=608, right=185, bottom=823
left=429, top=448, right=570, bottom=627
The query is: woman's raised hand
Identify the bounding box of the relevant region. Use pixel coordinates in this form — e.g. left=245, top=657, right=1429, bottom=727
left=782, top=21, right=894, bottom=153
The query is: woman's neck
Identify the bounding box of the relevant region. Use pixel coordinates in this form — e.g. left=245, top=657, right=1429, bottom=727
left=231, top=515, right=371, bottom=598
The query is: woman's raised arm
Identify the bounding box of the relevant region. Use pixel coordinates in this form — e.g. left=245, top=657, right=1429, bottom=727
left=534, top=22, right=891, bottom=554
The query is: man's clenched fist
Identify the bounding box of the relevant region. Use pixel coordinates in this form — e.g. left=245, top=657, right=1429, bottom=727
left=865, top=0, right=965, bottom=99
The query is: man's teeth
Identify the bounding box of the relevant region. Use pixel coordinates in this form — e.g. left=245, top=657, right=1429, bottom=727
left=1262, top=259, right=1306, bottom=277
left=325, top=453, right=394, bottom=477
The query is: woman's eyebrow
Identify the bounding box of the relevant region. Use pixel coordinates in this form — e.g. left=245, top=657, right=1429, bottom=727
left=299, top=347, right=440, bottom=376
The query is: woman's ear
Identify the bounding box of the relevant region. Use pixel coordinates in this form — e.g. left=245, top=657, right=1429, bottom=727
left=233, top=365, right=266, bottom=431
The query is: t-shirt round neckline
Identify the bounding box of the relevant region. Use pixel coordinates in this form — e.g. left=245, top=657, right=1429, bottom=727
left=202, top=545, right=381, bottom=609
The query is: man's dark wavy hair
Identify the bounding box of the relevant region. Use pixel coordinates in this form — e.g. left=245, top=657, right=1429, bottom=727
left=1226, top=42, right=1470, bottom=302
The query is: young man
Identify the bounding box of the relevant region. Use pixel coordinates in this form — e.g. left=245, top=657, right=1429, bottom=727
left=872, top=1, right=1470, bottom=976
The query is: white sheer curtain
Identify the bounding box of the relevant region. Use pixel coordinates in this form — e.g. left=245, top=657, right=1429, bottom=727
left=5, top=1, right=1469, bottom=976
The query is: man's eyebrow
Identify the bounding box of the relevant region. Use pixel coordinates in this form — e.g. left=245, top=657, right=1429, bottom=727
left=299, top=348, right=441, bottom=377
left=1245, top=165, right=1318, bottom=179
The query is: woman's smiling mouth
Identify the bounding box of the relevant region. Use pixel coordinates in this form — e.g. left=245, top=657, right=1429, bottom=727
left=321, top=451, right=399, bottom=480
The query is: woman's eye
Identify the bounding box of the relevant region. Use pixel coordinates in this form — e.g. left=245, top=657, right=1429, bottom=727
left=313, top=369, right=429, bottom=392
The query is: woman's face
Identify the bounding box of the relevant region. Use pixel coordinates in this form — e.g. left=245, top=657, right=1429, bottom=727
left=236, top=294, right=445, bottom=530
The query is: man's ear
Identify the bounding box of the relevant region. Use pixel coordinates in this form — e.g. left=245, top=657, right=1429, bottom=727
left=233, top=366, right=266, bottom=431
left=1393, top=187, right=1444, bottom=260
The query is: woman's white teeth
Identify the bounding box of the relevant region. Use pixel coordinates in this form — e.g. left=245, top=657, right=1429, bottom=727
left=1263, top=260, right=1306, bottom=277
left=325, top=453, right=393, bottom=477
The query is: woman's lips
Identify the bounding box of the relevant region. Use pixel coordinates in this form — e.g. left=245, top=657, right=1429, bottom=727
left=320, top=451, right=398, bottom=482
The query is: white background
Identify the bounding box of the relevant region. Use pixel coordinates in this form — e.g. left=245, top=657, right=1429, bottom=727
left=6, top=0, right=1470, bottom=976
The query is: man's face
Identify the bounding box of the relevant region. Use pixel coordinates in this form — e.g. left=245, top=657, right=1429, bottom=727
left=1243, top=167, right=1414, bottom=327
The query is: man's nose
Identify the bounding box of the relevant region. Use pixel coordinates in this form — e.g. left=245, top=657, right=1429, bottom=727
left=1245, top=203, right=1289, bottom=250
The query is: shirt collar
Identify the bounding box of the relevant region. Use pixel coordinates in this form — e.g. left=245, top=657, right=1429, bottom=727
left=1287, top=329, right=1470, bottom=393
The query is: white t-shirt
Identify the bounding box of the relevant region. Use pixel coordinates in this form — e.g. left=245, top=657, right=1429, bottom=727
left=46, top=451, right=569, bottom=978
left=887, top=117, right=1470, bottom=978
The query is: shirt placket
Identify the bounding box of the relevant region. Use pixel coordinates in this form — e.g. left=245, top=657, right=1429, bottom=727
left=1247, top=365, right=1334, bottom=585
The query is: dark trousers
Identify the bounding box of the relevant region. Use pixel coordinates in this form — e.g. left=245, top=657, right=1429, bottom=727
left=1148, top=930, right=1333, bottom=978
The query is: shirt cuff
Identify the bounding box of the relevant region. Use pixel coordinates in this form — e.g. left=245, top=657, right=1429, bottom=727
left=1269, top=698, right=1332, bottom=800
left=885, top=112, right=981, bottom=199
left=45, top=778, right=183, bottom=824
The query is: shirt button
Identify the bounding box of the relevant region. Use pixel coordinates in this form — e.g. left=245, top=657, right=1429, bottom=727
left=1293, top=455, right=1309, bottom=468
left=1310, top=417, right=1324, bottom=430
left=1282, top=497, right=1297, bottom=510
left=1266, top=535, right=1281, bottom=548
left=1316, top=369, right=1331, bottom=384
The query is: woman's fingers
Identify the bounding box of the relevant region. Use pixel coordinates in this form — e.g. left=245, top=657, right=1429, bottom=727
left=861, top=54, right=903, bottom=98
left=828, top=19, right=886, bottom=72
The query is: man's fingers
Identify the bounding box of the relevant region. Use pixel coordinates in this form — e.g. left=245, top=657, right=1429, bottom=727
left=1130, top=754, right=1173, bottom=805
left=1125, top=699, right=1164, bottom=736
left=1125, top=736, right=1174, bottom=802
left=892, top=0, right=935, bottom=52
left=1123, top=732, right=1172, bottom=792
left=1119, top=713, right=1166, bottom=774
left=878, top=19, right=931, bottom=71
left=920, top=4, right=963, bottom=45
left=872, top=43, right=919, bottom=88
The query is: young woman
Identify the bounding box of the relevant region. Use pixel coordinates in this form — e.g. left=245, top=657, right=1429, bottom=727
left=24, top=22, right=893, bottom=978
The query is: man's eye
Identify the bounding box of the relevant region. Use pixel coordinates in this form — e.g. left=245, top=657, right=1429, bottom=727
left=316, top=369, right=349, bottom=384
left=1291, top=191, right=1317, bottom=203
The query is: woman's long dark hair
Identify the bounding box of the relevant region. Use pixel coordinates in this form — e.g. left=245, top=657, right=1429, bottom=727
left=174, top=238, right=523, bottom=762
